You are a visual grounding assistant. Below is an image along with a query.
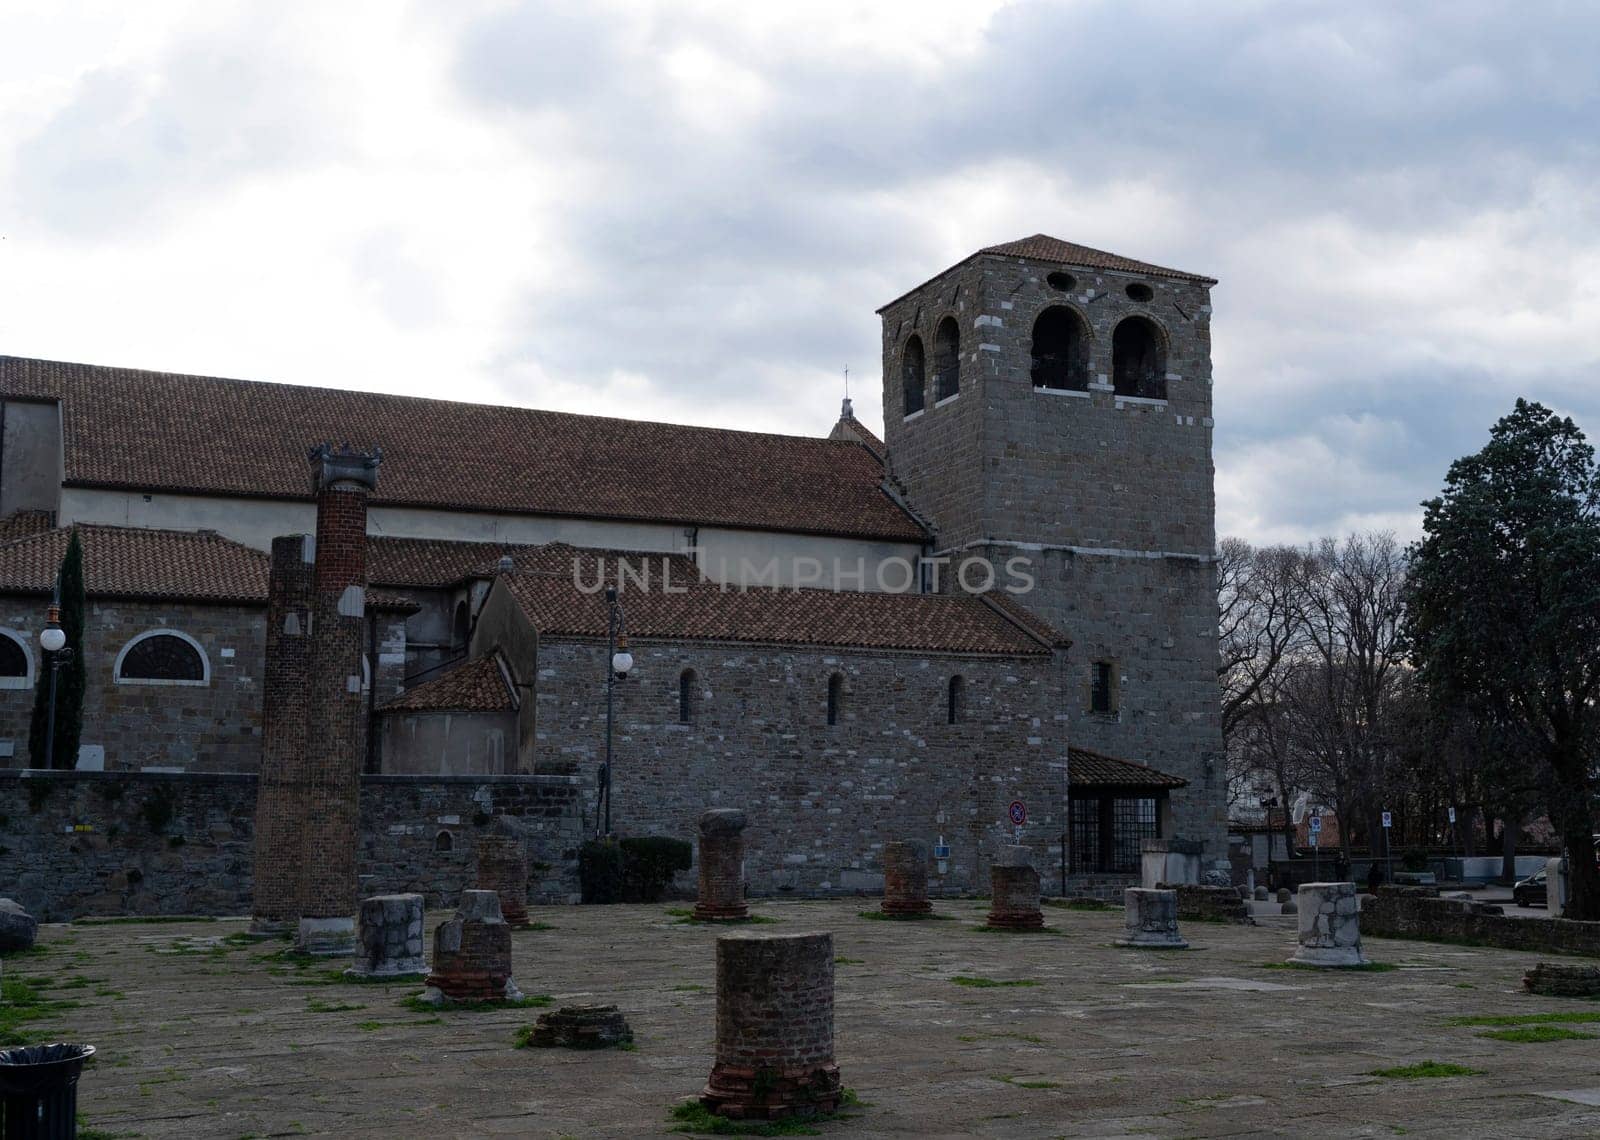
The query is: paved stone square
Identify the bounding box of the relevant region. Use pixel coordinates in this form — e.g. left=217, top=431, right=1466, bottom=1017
left=15, top=900, right=1600, bottom=1137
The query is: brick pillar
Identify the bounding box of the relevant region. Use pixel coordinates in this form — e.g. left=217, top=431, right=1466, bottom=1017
left=881, top=839, right=931, bottom=916
left=985, top=845, right=1044, bottom=930
left=1288, top=881, right=1368, bottom=967
left=476, top=834, right=531, bottom=928
left=295, top=444, right=380, bottom=956
left=693, top=809, right=749, bottom=921
left=423, top=889, right=520, bottom=1003
left=1116, top=887, right=1188, bottom=949
left=249, top=534, right=314, bottom=936
left=701, top=932, right=840, bottom=1120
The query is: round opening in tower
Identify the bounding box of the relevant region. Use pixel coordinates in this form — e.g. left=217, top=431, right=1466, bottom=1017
left=1046, top=271, right=1076, bottom=292
left=1124, top=282, right=1154, bottom=302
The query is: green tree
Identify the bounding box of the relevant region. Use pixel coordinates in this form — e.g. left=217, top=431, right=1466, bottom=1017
left=28, top=530, right=88, bottom=769
left=1405, top=400, right=1600, bottom=918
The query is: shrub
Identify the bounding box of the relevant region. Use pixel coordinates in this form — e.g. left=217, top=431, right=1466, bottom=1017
left=580, top=836, right=692, bottom=903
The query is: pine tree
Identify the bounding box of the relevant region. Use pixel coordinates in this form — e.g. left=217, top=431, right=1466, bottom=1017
left=28, top=530, right=88, bottom=769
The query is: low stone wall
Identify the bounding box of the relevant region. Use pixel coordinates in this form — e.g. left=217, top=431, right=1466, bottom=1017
left=1363, top=886, right=1600, bottom=959
left=0, top=769, right=589, bottom=921
left=1165, top=883, right=1250, bottom=924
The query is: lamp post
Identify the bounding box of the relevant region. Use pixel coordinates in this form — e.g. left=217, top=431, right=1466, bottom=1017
left=38, top=577, right=73, bottom=770
left=599, top=585, right=633, bottom=837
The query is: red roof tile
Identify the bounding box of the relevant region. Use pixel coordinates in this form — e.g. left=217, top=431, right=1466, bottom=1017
left=1, top=356, right=927, bottom=543
left=1068, top=746, right=1188, bottom=789
left=380, top=653, right=517, bottom=713
left=0, top=511, right=53, bottom=543
left=980, top=234, right=1216, bottom=284
left=368, top=538, right=700, bottom=590
left=501, top=569, right=1055, bottom=656
left=0, top=525, right=267, bottom=604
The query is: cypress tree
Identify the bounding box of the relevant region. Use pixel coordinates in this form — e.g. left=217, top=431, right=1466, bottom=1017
left=29, top=530, right=88, bottom=769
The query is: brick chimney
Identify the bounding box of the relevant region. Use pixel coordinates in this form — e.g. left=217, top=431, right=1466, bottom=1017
left=295, top=443, right=381, bottom=956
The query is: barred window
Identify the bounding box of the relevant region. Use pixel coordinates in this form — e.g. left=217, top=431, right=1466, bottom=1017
left=116, top=631, right=208, bottom=685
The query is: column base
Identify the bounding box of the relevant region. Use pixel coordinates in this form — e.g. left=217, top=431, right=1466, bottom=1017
left=1288, top=947, right=1369, bottom=968
left=702, top=1061, right=841, bottom=1121
left=880, top=898, right=932, bottom=916
left=1116, top=934, right=1189, bottom=949
left=985, top=909, right=1044, bottom=930
left=246, top=916, right=295, bottom=938
left=296, top=915, right=356, bottom=957
left=692, top=902, right=750, bottom=921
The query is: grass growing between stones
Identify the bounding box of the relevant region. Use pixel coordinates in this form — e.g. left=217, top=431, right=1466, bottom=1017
left=305, top=997, right=367, bottom=1013
left=1261, top=961, right=1398, bottom=973
left=512, top=1024, right=638, bottom=1051
left=400, top=994, right=553, bottom=1014
left=856, top=911, right=951, bottom=921
left=957, top=1032, right=1044, bottom=1044
left=1444, top=1011, right=1600, bottom=1027
left=1367, top=1061, right=1483, bottom=1080
left=995, top=1075, right=1061, bottom=1089
left=833, top=957, right=864, bottom=966
left=1476, top=1025, right=1597, bottom=1043
left=0, top=974, right=82, bottom=1046
left=950, top=975, right=1039, bottom=989
left=666, top=1089, right=862, bottom=1136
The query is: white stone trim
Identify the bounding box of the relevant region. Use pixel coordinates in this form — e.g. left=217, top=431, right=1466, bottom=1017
left=928, top=538, right=1215, bottom=563
left=113, top=628, right=211, bottom=687
left=1115, top=396, right=1168, bottom=408
left=902, top=409, right=925, bottom=422
left=934, top=393, right=960, bottom=408
left=0, top=627, right=35, bottom=689
left=1035, top=387, right=1091, bottom=399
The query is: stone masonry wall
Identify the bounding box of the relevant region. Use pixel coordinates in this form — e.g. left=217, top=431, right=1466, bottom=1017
left=1363, top=885, right=1600, bottom=958
left=878, top=250, right=1226, bottom=858
left=0, top=595, right=265, bottom=772
left=0, top=769, right=590, bottom=920
left=533, top=639, right=1067, bottom=896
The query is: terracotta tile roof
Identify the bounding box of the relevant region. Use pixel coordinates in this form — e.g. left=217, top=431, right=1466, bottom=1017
left=1, top=356, right=927, bottom=543
left=979, top=591, right=1072, bottom=649
left=0, top=525, right=268, bottom=604
left=367, top=589, right=421, bottom=613
left=0, top=511, right=53, bottom=543
left=501, top=569, right=1055, bottom=656
left=368, top=538, right=699, bottom=590
left=980, top=234, right=1217, bottom=284
left=379, top=653, right=517, bottom=714
left=1068, top=746, right=1188, bottom=789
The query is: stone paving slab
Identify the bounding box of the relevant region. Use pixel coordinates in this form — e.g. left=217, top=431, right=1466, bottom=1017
left=9, top=900, right=1600, bottom=1137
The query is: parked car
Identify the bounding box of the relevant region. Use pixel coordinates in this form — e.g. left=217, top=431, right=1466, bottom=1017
left=1514, top=869, right=1547, bottom=908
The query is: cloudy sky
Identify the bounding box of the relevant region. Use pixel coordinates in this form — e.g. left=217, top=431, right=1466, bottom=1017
left=2, top=1, right=1596, bottom=545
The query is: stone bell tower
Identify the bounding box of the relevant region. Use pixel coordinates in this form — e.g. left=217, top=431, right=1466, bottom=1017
left=878, top=234, right=1226, bottom=856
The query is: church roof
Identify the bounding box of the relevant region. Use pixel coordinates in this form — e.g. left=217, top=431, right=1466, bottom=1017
left=980, top=234, right=1216, bottom=284
left=1068, top=746, right=1188, bottom=789
left=499, top=569, right=1057, bottom=656
left=0, top=356, right=928, bottom=544
left=368, top=537, right=699, bottom=590
left=0, top=524, right=269, bottom=604
left=379, top=652, right=518, bottom=714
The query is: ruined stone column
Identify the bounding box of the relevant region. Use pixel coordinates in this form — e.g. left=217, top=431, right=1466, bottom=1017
left=1116, top=888, right=1188, bottom=949
left=295, top=444, right=380, bottom=956
left=423, top=889, right=521, bottom=1003
left=881, top=839, right=931, bottom=916
left=249, top=534, right=314, bottom=936
left=701, top=932, right=840, bottom=1121
left=985, top=845, right=1044, bottom=930
left=1288, top=881, right=1369, bottom=967
left=693, top=809, right=749, bottom=921
left=476, top=834, right=531, bottom=928
left=346, top=894, right=427, bottom=979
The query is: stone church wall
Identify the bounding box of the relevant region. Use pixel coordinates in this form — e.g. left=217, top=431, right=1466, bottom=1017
left=0, top=768, right=589, bottom=920
left=532, top=639, right=1068, bottom=896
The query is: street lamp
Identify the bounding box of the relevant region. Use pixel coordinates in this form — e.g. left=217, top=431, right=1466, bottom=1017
left=38, top=579, right=74, bottom=770
left=599, top=585, right=632, bottom=837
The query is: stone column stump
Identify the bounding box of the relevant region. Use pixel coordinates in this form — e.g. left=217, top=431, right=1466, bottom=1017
left=1288, top=882, right=1369, bottom=967
left=1116, top=888, right=1188, bottom=949
left=527, top=1004, right=634, bottom=1049
left=881, top=840, right=932, bottom=916
left=346, top=894, right=427, bottom=979
left=693, top=809, right=750, bottom=922
left=422, top=890, right=522, bottom=1003
left=985, top=845, right=1043, bottom=930
left=701, top=932, right=841, bottom=1121
left=476, top=835, right=531, bottom=928
left=1523, top=963, right=1600, bottom=998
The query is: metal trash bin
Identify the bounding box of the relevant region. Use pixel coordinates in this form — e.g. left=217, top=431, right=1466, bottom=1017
left=0, top=1044, right=96, bottom=1140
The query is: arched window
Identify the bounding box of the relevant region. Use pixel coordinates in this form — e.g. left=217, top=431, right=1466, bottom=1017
left=1112, top=316, right=1167, bottom=400
left=679, top=668, right=698, bottom=724
left=901, top=335, right=926, bottom=416
left=933, top=317, right=960, bottom=403
left=1030, top=307, right=1090, bottom=391
left=114, top=630, right=209, bottom=686
left=452, top=600, right=469, bottom=649
left=947, top=675, right=965, bottom=725
left=0, top=629, right=32, bottom=690
left=826, top=672, right=843, bottom=726
left=435, top=829, right=454, bottom=852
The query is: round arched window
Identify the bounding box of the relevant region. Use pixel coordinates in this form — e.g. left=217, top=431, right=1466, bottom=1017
left=116, top=631, right=208, bottom=685
left=0, top=630, right=31, bottom=690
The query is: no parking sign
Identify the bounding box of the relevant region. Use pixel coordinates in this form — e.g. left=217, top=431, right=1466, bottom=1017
left=1008, top=800, right=1027, bottom=827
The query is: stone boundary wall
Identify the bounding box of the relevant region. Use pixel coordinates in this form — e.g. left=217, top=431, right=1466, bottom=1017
left=1363, top=886, right=1600, bottom=959
left=1165, top=883, right=1250, bottom=924
left=0, top=770, right=589, bottom=921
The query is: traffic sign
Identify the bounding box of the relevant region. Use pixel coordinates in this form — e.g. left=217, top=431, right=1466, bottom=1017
left=1008, top=800, right=1027, bottom=827
left=1309, top=815, right=1322, bottom=834
left=1447, top=806, right=1457, bottom=824
left=1381, top=811, right=1393, bottom=829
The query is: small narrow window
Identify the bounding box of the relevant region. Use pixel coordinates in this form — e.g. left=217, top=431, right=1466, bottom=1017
left=933, top=317, right=960, bottom=402
left=679, top=668, right=698, bottom=724
left=1030, top=306, right=1090, bottom=391
left=1112, top=316, right=1166, bottom=400
left=826, top=672, right=843, bottom=726
left=435, top=829, right=454, bottom=852
left=452, top=600, right=469, bottom=649
left=1090, top=661, right=1118, bottom=715
left=901, top=336, right=926, bottom=415
left=947, top=675, right=965, bottom=724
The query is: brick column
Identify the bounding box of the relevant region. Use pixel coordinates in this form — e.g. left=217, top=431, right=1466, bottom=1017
left=693, top=808, right=749, bottom=921
left=476, top=834, right=531, bottom=928
left=701, top=932, right=840, bottom=1120
left=985, top=845, right=1044, bottom=930
left=881, top=839, right=932, bottom=916
left=249, top=534, right=314, bottom=936
left=295, top=444, right=380, bottom=956
left=423, top=889, right=520, bottom=1003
